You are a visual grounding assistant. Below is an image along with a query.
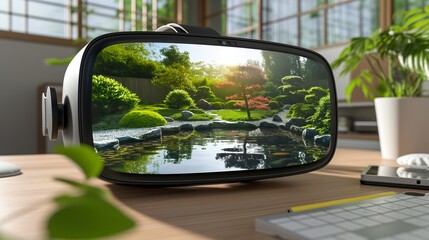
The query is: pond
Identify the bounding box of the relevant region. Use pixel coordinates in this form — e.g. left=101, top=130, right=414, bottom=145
left=98, top=128, right=329, bottom=175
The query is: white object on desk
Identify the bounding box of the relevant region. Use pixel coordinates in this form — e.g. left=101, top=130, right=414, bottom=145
left=397, top=153, right=429, bottom=167
left=0, top=161, right=21, bottom=177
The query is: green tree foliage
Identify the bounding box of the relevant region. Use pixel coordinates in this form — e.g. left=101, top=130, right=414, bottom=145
left=278, top=76, right=304, bottom=93
left=92, top=75, right=140, bottom=121
left=262, top=81, right=281, bottom=98
left=93, top=43, right=159, bottom=78
left=301, top=59, right=329, bottom=89
left=164, top=90, right=195, bottom=109
left=217, top=65, right=268, bottom=120
left=309, top=95, right=331, bottom=134
left=268, top=101, right=281, bottom=109
left=286, top=87, right=331, bottom=135
left=152, top=63, right=196, bottom=93
left=119, top=110, right=167, bottom=128
left=304, top=87, right=329, bottom=103
left=287, top=103, right=316, bottom=120
left=262, top=51, right=301, bottom=86
left=160, top=45, right=191, bottom=68
left=194, top=86, right=216, bottom=101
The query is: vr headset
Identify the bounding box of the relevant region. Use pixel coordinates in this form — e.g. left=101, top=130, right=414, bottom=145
left=42, top=24, right=337, bottom=186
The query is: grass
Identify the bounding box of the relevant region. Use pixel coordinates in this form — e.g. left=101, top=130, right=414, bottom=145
left=92, top=113, right=123, bottom=130
left=212, top=109, right=279, bottom=121
left=135, top=105, right=214, bottom=121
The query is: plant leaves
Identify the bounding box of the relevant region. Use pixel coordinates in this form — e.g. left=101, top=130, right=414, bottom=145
left=47, top=194, right=135, bottom=239
left=45, top=57, right=74, bottom=65
left=54, top=178, right=108, bottom=199
left=55, top=145, right=103, bottom=179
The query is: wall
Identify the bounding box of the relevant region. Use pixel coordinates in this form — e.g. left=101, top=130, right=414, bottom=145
left=315, top=44, right=349, bottom=101
left=0, top=38, right=76, bottom=155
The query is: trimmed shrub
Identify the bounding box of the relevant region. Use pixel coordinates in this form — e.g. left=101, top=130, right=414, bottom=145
left=210, top=102, right=225, bottom=110
left=308, top=95, right=331, bottom=134
left=304, top=87, right=329, bottom=103
left=268, top=101, right=281, bottom=109
left=272, top=95, right=288, bottom=104
left=225, top=100, right=243, bottom=109
left=119, top=110, right=167, bottom=128
left=194, top=86, right=216, bottom=101
left=287, top=103, right=316, bottom=120
left=153, top=103, right=167, bottom=108
left=92, top=75, right=140, bottom=120
left=164, top=90, right=195, bottom=109
left=273, top=91, right=306, bottom=104
left=183, top=107, right=206, bottom=114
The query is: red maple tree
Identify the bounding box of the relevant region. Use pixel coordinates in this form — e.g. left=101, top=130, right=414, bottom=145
left=217, top=65, right=268, bottom=120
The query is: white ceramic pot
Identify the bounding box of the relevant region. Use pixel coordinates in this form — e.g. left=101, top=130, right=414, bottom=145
left=375, top=97, right=429, bottom=160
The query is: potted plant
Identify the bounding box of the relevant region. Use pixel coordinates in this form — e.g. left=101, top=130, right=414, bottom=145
left=332, top=7, right=429, bottom=159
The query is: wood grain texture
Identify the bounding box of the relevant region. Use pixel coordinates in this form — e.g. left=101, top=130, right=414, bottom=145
left=0, top=149, right=422, bottom=239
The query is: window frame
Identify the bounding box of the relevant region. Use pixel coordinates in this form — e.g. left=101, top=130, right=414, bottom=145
left=0, top=0, right=182, bottom=46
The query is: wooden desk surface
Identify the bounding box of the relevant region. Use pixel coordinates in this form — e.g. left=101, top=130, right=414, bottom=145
left=0, top=148, right=423, bottom=240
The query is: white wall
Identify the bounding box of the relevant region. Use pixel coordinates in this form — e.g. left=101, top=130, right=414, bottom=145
left=0, top=38, right=76, bottom=155
left=316, top=44, right=350, bottom=101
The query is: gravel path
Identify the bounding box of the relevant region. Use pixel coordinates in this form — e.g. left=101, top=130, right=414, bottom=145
left=93, top=109, right=289, bottom=141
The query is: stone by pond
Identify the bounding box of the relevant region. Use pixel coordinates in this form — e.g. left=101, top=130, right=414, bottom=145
left=95, top=127, right=330, bottom=175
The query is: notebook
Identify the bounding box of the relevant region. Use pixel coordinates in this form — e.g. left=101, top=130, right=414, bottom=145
left=255, top=192, right=429, bottom=240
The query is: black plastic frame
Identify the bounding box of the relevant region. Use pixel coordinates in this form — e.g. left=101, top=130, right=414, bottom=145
left=78, top=31, right=338, bottom=186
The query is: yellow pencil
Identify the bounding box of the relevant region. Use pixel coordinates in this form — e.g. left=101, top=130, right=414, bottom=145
left=288, top=191, right=397, bottom=213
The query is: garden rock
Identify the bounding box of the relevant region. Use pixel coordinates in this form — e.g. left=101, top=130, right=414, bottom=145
left=93, top=139, right=119, bottom=151
left=236, top=121, right=258, bottom=130
left=180, top=123, right=194, bottom=131
left=314, top=134, right=331, bottom=147
left=302, top=128, right=319, bottom=139
left=141, top=128, right=161, bottom=140
left=117, top=136, right=142, bottom=144
left=181, top=110, right=194, bottom=120
left=259, top=121, right=279, bottom=129
left=212, top=121, right=229, bottom=129
left=161, top=126, right=180, bottom=135
left=272, top=115, right=282, bottom=122
left=285, top=118, right=306, bottom=129
left=196, top=99, right=212, bottom=110
left=195, top=124, right=213, bottom=131
left=290, top=125, right=304, bottom=134
left=164, top=117, right=174, bottom=122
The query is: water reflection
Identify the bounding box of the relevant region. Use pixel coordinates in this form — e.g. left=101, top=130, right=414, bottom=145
left=99, top=129, right=327, bottom=174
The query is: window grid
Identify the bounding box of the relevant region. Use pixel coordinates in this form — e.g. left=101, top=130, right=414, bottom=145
left=204, top=0, right=383, bottom=48
left=0, top=0, right=179, bottom=42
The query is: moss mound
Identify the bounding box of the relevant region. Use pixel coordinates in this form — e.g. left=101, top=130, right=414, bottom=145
left=119, top=110, right=167, bottom=128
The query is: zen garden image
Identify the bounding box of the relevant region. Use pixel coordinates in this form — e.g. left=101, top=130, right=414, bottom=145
left=92, top=42, right=332, bottom=175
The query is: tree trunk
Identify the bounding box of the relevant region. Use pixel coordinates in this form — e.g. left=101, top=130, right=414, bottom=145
left=242, top=91, right=251, bottom=120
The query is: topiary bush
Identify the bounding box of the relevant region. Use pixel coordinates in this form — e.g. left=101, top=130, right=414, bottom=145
left=286, top=103, right=316, bottom=120
left=194, top=86, right=216, bottom=101
left=119, top=110, right=167, bottom=128
left=210, top=102, right=225, bottom=110
left=92, top=75, right=140, bottom=121
left=308, top=95, right=331, bottom=134
left=225, top=100, right=243, bottom=109
left=304, top=87, right=329, bottom=103
left=268, top=101, right=281, bottom=109
left=164, top=90, right=195, bottom=109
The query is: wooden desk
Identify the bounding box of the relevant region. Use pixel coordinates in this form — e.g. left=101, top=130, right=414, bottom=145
left=0, top=149, right=423, bottom=240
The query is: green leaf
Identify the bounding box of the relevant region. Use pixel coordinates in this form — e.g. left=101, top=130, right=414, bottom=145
left=55, top=145, right=103, bottom=179
left=54, top=178, right=108, bottom=199
left=47, top=194, right=135, bottom=239
left=45, top=57, right=74, bottom=65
